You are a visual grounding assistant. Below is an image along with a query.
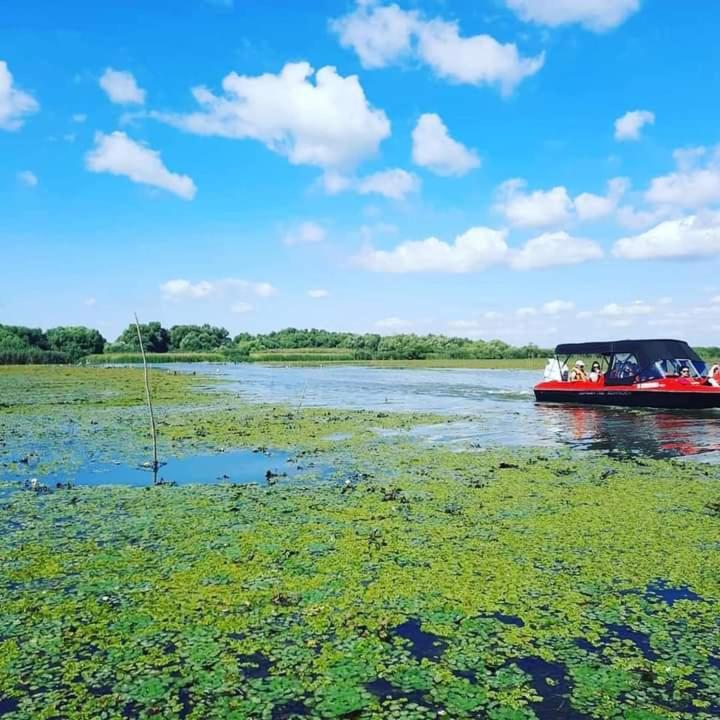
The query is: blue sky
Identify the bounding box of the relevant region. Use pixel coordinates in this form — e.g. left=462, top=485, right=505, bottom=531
left=3, top=0, right=720, bottom=346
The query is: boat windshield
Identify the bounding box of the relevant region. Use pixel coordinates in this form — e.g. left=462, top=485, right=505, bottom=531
left=639, top=358, right=706, bottom=380
left=605, top=352, right=640, bottom=384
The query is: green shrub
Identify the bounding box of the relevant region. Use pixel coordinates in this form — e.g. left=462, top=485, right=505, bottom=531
left=0, top=349, right=69, bottom=365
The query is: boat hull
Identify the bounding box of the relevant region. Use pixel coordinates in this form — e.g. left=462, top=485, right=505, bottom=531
left=534, top=386, right=720, bottom=409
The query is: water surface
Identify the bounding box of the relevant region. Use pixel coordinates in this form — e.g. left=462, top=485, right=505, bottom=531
left=173, top=363, right=720, bottom=460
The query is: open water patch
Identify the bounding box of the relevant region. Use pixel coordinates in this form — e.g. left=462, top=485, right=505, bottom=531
left=645, top=580, right=702, bottom=605
left=394, top=619, right=446, bottom=661
left=514, top=656, right=588, bottom=720
left=3, top=449, right=327, bottom=489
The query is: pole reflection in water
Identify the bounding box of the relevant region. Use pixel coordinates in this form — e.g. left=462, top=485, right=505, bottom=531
left=535, top=403, right=720, bottom=459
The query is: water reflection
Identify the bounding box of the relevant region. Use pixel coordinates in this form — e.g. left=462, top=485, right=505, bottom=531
left=536, top=404, right=720, bottom=459
left=165, top=364, right=720, bottom=460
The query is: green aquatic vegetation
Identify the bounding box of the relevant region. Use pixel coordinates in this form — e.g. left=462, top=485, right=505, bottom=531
left=1, top=450, right=720, bottom=719
left=2, top=366, right=720, bottom=718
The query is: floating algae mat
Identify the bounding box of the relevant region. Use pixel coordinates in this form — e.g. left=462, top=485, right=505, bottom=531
left=1, top=366, right=720, bottom=718
left=2, top=451, right=720, bottom=719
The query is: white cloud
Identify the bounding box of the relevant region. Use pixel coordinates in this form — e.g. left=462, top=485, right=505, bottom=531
left=356, top=225, right=606, bottom=274
left=614, top=109, right=654, bottom=141
left=645, top=146, right=720, bottom=208
left=307, top=289, right=329, bottom=298
left=331, top=2, right=544, bottom=95
left=411, top=113, right=480, bottom=176
left=574, top=177, right=628, bottom=221
left=231, top=302, right=253, bottom=313
left=72, top=113, right=87, bottom=123
left=613, top=213, right=720, bottom=260
left=616, top=204, right=673, bottom=230
left=254, top=282, right=277, bottom=297
left=155, top=62, right=390, bottom=171
left=99, top=68, right=146, bottom=105
left=375, top=317, right=411, bottom=330
left=85, top=131, right=196, bottom=200
left=355, top=227, right=509, bottom=273
left=495, top=179, right=573, bottom=229
left=0, top=60, right=39, bottom=130
left=330, top=1, right=417, bottom=68
left=509, top=231, right=603, bottom=270
left=599, top=301, right=654, bottom=317
left=282, top=221, right=327, bottom=246
left=161, top=278, right=277, bottom=301
left=415, top=17, right=545, bottom=96
left=505, top=0, right=639, bottom=31
left=321, top=172, right=354, bottom=194
left=322, top=168, right=419, bottom=199
left=17, top=170, right=38, bottom=187
left=356, top=168, right=420, bottom=199
left=542, top=300, right=574, bottom=315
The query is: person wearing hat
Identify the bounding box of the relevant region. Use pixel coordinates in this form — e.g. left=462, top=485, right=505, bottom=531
left=570, top=359, right=588, bottom=382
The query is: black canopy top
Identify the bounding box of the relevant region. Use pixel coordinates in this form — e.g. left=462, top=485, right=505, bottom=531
left=554, top=339, right=702, bottom=368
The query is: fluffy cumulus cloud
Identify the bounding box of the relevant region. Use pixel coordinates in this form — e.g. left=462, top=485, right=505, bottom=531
left=282, top=221, right=327, bottom=246
left=411, top=113, right=480, bottom=176
left=356, top=224, right=605, bottom=273
left=307, top=289, right=329, bottom=298
left=575, top=177, right=629, bottom=221
left=509, top=231, right=603, bottom=270
left=496, top=177, right=629, bottom=228
left=329, top=1, right=417, bottom=68
left=155, top=62, right=390, bottom=171
left=331, top=2, right=544, bottom=95
left=356, top=227, right=509, bottom=273
left=614, top=109, right=655, bottom=141
left=616, top=204, right=674, bottom=231
left=645, top=146, right=720, bottom=208
left=356, top=168, right=420, bottom=199
left=495, top=179, right=573, bottom=229
left=0, top=60, right=39, bottom=130
left=504, top=0, right=640, bottom=31
left=323, top=168, right=420, bottom=199
left=99, top=68, right=146, bottom=105
left=17, top=170, right=38, bottom=187
left=161, top=278, right=277, bottom=301
left=599, top=301, right=654, bottom=317
left=85, top=131, right=196, bottom=199
left=613, top=213, right=720, bottom=260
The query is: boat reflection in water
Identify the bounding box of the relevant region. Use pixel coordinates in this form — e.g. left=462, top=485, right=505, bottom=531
left=536, top=403, right=720, bottom=459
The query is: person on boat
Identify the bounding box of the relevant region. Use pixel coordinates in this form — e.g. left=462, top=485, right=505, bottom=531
left=707, top=364, right=720, bottom=387
left=676, top=365, right=693, bottom=385
left=589, top=361, right=602, bottom=383
left=569, top=360, right=588, bottom=382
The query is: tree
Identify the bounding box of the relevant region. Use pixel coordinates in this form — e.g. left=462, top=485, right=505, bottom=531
left=0, top=328, right=30, bottom=352
left=47, top=326, right=106, bottom=362
left=170, top=324, right=230, bottom=352
left=0, top=324, right=48, bottom=350
left=116, top=322, right=170, bottom=353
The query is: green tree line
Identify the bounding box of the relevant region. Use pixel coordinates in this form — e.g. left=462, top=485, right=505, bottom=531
left=4, top=321, right=719, bottom=365
left=0, top=322, right=554, bottom=364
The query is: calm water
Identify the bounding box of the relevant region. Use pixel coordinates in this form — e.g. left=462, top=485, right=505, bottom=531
left=174, top=363, right=720, bottom=460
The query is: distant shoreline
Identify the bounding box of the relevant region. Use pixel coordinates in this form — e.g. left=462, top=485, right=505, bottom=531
left=80, top=353, right=547, bottom=370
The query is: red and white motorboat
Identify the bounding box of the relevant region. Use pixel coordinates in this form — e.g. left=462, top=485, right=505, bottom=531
left=534, top=339, right=720, bottom=409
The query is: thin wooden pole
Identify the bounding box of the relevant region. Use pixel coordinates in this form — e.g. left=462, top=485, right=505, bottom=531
left=134, top=313, right=159, bottom=472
